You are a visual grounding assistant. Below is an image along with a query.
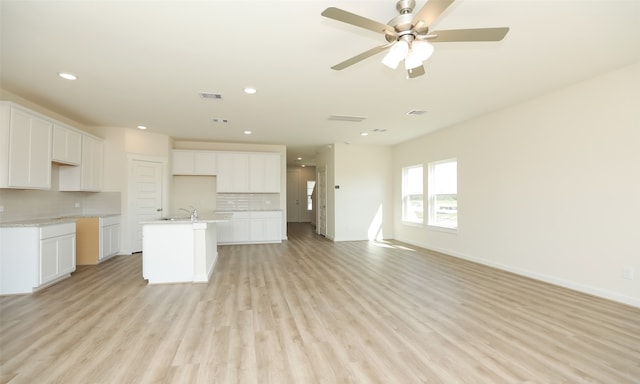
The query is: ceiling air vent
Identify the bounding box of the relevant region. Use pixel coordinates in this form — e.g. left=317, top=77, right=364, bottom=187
left=406, top=109, right=427, bottom=116
left=328, top=115, right=366, bottom=122
left=200, top=92, right=223, bottom=100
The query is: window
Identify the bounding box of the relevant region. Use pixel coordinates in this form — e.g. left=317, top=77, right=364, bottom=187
left=428, top=159, right=457, bottom=229
left=306, top=181, right=316, bottom=210
left=402, top=165, right=423, bottom=224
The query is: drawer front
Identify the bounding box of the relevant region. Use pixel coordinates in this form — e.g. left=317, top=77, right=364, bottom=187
left=100, top=215, right=120, bottom=227
left=40, top=222, right=76, bottom=239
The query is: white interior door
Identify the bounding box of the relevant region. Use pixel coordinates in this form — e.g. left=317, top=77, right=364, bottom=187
left=316, top=167, right=327, bottom=236
left=128, top=159, right=163, bottom=253
left=286, top=169, right=300, bottom=222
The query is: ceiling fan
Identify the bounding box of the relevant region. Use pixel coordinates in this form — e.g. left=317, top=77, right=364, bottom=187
left=321, top=0, right=509, bottom=78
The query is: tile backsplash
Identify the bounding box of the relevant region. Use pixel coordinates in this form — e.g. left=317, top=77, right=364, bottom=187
left=0, top=189, right=120, bottom=223
left=216, top=193, right=280, bottom=211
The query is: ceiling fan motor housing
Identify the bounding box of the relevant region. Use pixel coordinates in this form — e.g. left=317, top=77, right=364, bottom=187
left=386, top=0, right=422, bottom=43
left=396, top=0, right=416, bottom=14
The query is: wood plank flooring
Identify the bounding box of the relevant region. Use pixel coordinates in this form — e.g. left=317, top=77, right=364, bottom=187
left=1, top=223, right=639, bottom=383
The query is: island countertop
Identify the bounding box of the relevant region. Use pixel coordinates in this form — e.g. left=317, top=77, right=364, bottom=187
left=140, top=212, right=233, bottom=225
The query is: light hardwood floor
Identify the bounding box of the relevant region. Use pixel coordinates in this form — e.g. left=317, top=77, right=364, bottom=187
left=1, top=223, right=639, bottom=383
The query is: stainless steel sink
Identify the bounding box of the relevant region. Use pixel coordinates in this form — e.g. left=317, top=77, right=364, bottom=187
left=160, top=216, right=189, bottom=221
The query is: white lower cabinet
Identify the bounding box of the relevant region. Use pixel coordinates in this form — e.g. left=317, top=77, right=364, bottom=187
left=0, top=222, right=76, bottom=294
left=218, top=211, right=281, bottom=244
left=100, top=216, right=121, bottom=261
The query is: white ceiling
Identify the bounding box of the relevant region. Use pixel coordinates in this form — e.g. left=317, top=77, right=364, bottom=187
left=2, top=1, right=639, bottom=166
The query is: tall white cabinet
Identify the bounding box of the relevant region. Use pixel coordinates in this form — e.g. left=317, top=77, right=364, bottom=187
left=0, top=103, right=52, bottom=189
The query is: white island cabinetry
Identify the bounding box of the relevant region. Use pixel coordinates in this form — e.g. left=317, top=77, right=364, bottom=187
left=141, top=213, right=231, bottom=284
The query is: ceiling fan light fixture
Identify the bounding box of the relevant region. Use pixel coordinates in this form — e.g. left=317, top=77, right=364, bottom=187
left=382, top=40, right=409, bottom=69
left=404, top=50, right=422, bottom=70
left=411, top=40, right=434, bottom=61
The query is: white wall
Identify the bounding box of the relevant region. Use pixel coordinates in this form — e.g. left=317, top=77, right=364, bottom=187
left=393, top=61, right=640, bottom=306
left=334, top=143, right=394, bottom=242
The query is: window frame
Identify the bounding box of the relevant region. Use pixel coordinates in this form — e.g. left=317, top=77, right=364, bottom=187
left=401, top=164, right=424, bottom=225
left=427, top=159, right=458, bottom=231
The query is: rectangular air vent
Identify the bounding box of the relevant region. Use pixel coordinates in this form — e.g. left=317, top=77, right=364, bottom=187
left=406, top=109, right=427, bottom=115
left=328, top=115, right=366, bottom=122
left=200, top=92, right=223, bottom=100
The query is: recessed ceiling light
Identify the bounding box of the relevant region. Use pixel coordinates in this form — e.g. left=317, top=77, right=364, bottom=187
left=58, top=72, right=77, bottom=80
left=301, top=165, right=306, bottom=168
left=137, top=125, right=147, bottom=130
left=243, top=87, right=257, bottom=94
left=360, top=132, right=369, bottom=136
left=243, top=130, right=252, bottom=135
left=297, top=157, right=303, bottom=161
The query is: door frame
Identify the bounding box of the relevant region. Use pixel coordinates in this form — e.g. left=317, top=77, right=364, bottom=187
left=286, top=169, right=301, bottom=222
left=316, top=166, right=327, bottom=237
left=123, top=154, right=168, bottom=254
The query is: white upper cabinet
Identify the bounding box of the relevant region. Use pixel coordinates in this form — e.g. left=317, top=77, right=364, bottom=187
left=249, top=152, right=281, bottom=193
left=171, top=149, right=281, bottom=193
left=172, top=150, right=216, bottom=175
left=216, top=152, right=250, bottom=192
left=0, top=103, right=52, bottom=189
left=59, top=134, right=103, bottom=191
left=52, top=124, right=82, bottom=165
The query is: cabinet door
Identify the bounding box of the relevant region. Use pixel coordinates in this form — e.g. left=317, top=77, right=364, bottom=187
left=216, top=220, right=233, bottom=243
left=172, top=150, right=194, bottom=175
left=82, top=136, right=103, bottom=191
left=193, top=151, right=216, bottom=175
left=232, top=217, right=251, bottom=242
left=40, top=238, right=59, bottom=284
left=249, top=153, right=281, bottom=192
left=59, top=135, right=103, bottom=191
left=265, top=216, right=282, bottom=241
left=7, top=107, right=52, bottom=189
left=52, top=124, right=81, bottom=165
left=110, top=224, right=120, bottom=257
left=57, top=234, right=76, bottom=275
left=217, top=152, right=249, bottom=192
left=101, top=224, right=120, bottom=259
left=249, top=217, right=266, bottom=242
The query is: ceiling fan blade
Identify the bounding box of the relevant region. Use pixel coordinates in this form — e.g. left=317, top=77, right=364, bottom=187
left=331, top=44, right=393, bottom=70
left=425, top=27, right=510, bottom=42
left=412, top=0, right=455, bottom=29
left=407, top=65, right=426, bottom=78
left=322, top=7, right=396, bottom=36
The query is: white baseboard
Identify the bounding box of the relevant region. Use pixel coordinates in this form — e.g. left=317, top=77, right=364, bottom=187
left=399, top=239, right=640, bottom=308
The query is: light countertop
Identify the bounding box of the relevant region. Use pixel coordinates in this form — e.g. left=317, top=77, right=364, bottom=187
left=140, top=212, right=233, bottom=225
left=0, top=214, right=120, bottom=228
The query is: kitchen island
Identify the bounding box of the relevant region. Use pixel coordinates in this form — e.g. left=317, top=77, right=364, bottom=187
left=141, top=212, right=232, bottom=284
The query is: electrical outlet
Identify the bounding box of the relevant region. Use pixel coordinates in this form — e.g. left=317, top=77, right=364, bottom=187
left=622, top=266, right=635, bottom=280
left=0, top=205, right=4, bottom=213
left=74, top=202, right=81, bottom=208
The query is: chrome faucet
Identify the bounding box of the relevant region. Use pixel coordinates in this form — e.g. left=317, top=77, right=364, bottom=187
left=178, top=206, right=198, bottom=221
